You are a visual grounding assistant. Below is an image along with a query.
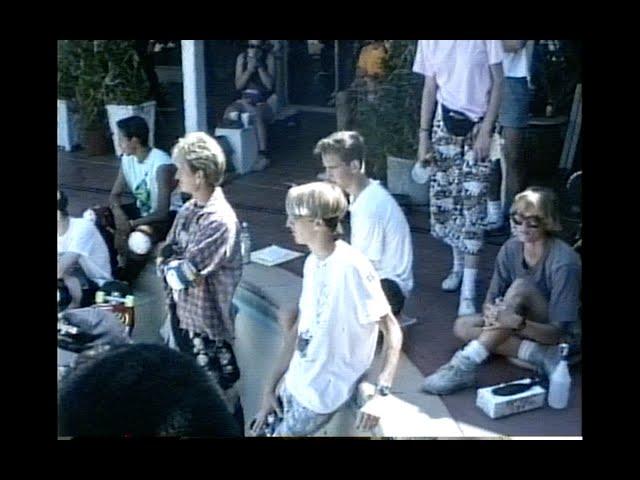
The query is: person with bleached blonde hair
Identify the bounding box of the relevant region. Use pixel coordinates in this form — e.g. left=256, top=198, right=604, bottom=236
left=423, top=186, right=581, bottom=395
left=251, top=182, right=403, bottom=437
left=156, top=132, right=244, bottom=429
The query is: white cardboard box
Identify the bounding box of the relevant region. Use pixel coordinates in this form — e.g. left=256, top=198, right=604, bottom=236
left=476, top=379, right=546, bottom=419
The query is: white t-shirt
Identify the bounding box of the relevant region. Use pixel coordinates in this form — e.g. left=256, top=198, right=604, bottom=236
left=121, top=148, right=177, bottom=217
left=350, top=180, right=414, bottom=297
left=58, top=217, right=112, bottom=287
left=502, top=41, right=532, bottom=78
left=284, top=240, right=391, bottom=414
left=412, top=40, right=504, bottom=121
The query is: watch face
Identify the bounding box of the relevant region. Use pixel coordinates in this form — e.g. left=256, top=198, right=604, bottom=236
left=377, top=385, right=391, bottom=396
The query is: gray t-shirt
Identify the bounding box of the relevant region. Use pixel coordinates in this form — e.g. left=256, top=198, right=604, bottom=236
left=485, top=237, right=581, bottom=331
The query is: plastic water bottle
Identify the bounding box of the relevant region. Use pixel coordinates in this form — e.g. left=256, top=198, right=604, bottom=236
left=240, top=222, right=251, bottom=265
left=548, top=343, right=571, bottom=409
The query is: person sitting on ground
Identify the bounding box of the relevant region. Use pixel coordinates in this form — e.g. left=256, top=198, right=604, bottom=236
left=422, top=187, right=581, bottom=395
left=58, top=343, right=242, bottom=437
left=108, top=115, right=179, bottom=283
left=314, top=131, right=414, bottom=321
left=58, top=190, right=113, bottom=310
left=156, top=132, right=244, bottom=430
left=250, top=182, right=403, bottom=437
left=222, top=40, right=276, bottom=171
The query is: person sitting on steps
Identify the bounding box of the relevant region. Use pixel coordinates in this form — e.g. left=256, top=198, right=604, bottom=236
left=107, top=115, right=179, bottom=283
left=422, top=187, right=581, bottom=395
left=222, top=40, right=276, bottom=172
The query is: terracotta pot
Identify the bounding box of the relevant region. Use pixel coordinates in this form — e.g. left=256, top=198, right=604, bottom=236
left=82, top=127, right=110, bottom=156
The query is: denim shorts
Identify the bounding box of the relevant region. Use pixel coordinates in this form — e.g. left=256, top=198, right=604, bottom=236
left=499, top=77, right=530, bottom=128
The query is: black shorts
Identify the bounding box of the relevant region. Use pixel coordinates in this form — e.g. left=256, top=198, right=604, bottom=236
left=380, top=279, right=405, bottom=316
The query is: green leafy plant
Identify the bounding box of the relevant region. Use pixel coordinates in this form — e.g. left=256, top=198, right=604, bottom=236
left=352, top=40, right=423, bottom=180
left=57, top=40, right=78, bottom=100
left=102, top=40, right=151, bottom=105
left=74, top=40, right=109, bottom=130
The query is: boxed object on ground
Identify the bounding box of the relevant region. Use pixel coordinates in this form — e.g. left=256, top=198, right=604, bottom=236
left=476, top=378, right=546, bottom=419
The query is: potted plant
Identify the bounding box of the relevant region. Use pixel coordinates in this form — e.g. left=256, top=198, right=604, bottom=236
left=74, top=40, right=111, bottom=156
left=102, top=40, right=156, bottom=156
left=352, top=40, right=427, bottom=206
left=57, top=40, right=80, bottom=151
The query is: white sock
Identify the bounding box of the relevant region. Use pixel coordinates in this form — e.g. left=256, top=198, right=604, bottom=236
left=517, top=339, right=538, bottom=362
left=487, top=200, right=502, bottom=223
left=460, top=268, right=477, bottom=300
left=461, top=340, right=489, bottom=364
left=452, top=248, right=464, bottom=274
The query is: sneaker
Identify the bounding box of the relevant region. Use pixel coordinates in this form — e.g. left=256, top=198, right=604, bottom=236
left=441, top=271, right=463, bottom=292
left=422, top=351, right=478, bottom=395
left=457, top=298, right=476, bottom=316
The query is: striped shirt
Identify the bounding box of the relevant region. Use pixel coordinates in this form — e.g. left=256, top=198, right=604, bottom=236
left=164, top=188, right=242, bottom=342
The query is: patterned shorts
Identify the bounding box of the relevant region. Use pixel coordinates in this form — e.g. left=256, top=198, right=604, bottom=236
left=271, top=383, right=336, bottom=437
left=429, top=105, right=492, bottom=255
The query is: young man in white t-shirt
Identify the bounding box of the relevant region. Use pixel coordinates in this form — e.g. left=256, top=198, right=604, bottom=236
left=314, top=131, right=414, bottom=319
left=58, top=190, right=113, bottom=309
left=250, top=182, right=403, bottom=437
left=107, top=115, right=179, bottom=282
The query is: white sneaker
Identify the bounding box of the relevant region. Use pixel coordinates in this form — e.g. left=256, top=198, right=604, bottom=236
left=457, top=298, right=476, bottom=316
left=441, top=271, right=463, bottom=292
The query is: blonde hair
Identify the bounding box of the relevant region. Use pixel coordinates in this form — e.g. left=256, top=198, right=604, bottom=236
left=285, top=182, right=348, bottom=234
left=511, top=186, right=562, bottom=233
left=171, top=132, right=226, bottom=187
left=313, top=131, right=366, bottom=169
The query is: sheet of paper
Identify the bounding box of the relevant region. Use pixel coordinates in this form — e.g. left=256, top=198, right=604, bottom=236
left=250, top=244, right=305, bottom=267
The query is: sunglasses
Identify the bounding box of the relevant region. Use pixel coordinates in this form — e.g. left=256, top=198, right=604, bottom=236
left=510, top=212, right=541, bottom=229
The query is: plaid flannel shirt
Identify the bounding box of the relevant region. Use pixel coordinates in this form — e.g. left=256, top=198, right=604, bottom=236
left=164, top=188, right=242, bottom=342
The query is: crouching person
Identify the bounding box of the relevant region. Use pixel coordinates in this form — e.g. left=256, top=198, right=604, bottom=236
left=423, top=187, right=581, bottom=395
left=156, top=132, right=244, bottom=430
left=250, top=182, right=403, bottom=437
left=58, top=190, right=113, bottom=310
left=108, top=115, right=179, bottom=282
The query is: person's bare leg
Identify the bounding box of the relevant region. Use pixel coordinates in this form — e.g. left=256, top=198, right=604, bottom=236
left=501, top=277, right=549, bottom=326
left=458, top=254, right=480, bottom=315
left=255, top=104, right=268, bottom=152
left=62, top=274, right=83, bottom=309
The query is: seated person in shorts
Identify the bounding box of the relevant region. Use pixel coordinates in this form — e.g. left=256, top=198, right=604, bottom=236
left=422, top=187, right=581, bottom=395
left=58, top=190, right=113, bottom=309
left=250, top=182, right=403, bottom=437
left=222, top=40, right=276, bottom=171
left=108, top=115, right=179, bottom=282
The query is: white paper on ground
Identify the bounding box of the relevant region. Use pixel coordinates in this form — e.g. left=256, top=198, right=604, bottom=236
left=250, top=245, right=305, bottom=267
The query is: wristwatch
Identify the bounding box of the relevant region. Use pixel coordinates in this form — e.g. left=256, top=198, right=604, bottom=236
left=376, top=384, right=391, bottom=396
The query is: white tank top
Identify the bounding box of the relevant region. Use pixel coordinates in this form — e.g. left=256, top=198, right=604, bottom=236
left=121, top=148, right=175, bottom=216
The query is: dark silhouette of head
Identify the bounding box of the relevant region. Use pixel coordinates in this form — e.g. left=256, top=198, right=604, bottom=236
left=58, top=344, right=242, bottom=438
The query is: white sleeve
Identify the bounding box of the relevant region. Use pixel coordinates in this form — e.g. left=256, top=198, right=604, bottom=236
left=351, top=212, right=384, bottom=267
left=64, top=220, right=95, bottom=258
left=412, top=40, right=434, bottom=77
left=346, top=261, right=391, bottom=325
left=486, top=40, right=504, bottom=65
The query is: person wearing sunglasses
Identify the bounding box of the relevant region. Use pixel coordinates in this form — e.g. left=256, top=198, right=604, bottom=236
left=423, top=186, right=581, bottom=395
